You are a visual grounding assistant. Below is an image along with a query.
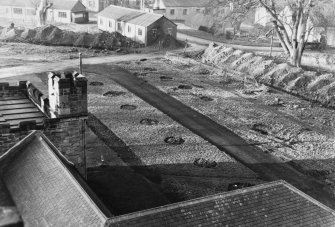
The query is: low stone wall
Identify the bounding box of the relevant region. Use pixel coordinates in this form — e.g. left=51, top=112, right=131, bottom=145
left=202, top=43, right=335, bottom=108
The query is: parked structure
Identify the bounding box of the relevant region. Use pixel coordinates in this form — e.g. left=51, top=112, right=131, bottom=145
left=145, top=0, right=209, bottom=22
left=97, top=5, right=177, bottom=46
left=0, top=0, right=89, bottom=25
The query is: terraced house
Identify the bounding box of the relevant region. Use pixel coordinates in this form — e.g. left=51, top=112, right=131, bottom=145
left=97, top=5, right=177, bottom=46
left=0, top=0, right=88, bottom=25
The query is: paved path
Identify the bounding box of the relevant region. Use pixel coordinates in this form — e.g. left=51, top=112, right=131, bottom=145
left=82, top=63, right=335, bottom=209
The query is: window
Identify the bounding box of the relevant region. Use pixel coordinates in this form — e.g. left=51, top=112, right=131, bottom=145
left=117, top=22, right=122, bottom=31
left=109, top=20, right=112, bottom=28
left=152, top=28, right=157, bottom=38
left=89, top=1, right=95, bottom=7
left=100, top=18, right=104, bottom=25
left=128, top=25, right=131, bottom=33
left=13, top=8, right=23, bottom=15
left=138, top=28, right=142, bottom=36
left=170, top=9, right=175, bottom=15
left=196, top=8, right=200, bottom=13
left=26, top=9, right=36, bottom=15
left=183, top=9, right=187, bottom=15
left=58, top=12, right=67, bottom=18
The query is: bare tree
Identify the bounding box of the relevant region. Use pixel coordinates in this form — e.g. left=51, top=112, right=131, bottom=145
left=209, top=0, right=258, bottom=36
left=212, top=0, right=330, bottom=67
left=34, top=0, right=53, bottom=27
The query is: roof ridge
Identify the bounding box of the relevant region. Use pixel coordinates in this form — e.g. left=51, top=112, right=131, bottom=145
left=107, top=180, right=290, bottom=223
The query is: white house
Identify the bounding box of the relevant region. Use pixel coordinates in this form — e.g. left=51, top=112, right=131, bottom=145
left=145, top=0, right=210, bottom=22
left=254, top=7, right=272, bottom=26
left=255, top=6, right=321, bottom=42
left=98, top=5, right=177, bottom=45
left=0, top=0, right=89, bottom=25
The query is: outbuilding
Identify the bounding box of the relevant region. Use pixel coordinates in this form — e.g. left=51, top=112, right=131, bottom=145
left=98, top=5, right=177, bottom=46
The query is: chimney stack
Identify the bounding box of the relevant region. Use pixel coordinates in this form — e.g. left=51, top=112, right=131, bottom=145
left=48, top=71, right=88, bottom=119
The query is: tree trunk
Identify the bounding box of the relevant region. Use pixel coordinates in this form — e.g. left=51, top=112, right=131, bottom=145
left=290, top=47, right=303, bottom=67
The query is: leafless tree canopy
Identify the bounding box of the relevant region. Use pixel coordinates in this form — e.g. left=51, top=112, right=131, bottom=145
left=208, top=0, right=332, bottom=67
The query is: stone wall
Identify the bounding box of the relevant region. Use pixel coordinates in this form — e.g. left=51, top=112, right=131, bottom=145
left=0, top=82, right=27, bottom=98
left=43, top=117, right=87, bottom=177
left=0, top=72, right=88, bottom=178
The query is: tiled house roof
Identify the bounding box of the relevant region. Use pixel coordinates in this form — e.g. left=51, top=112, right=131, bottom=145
left=0, top=131, right=111, bottom=227
left=106, top=180, right=335, bottom=227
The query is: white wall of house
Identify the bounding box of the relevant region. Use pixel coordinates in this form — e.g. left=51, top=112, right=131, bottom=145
left=98, top=15, right=108, bottom=30
left=255, top=7, right=271, bottom=26
left=135, top=25, right=146, bottom=44
left=327, top=28, right=335, bottom=47
left=82, top=0, right=100, bottom=12
left=0, top=5, right=86, bottom=24
left=52, top=10, right=72, bottom=23
left=98, top=15, right=147, bottom=45
left=0, top=6, right=37, bottom=23
left=124, top=23, right=136, bottom=40
left=154, top=6, right=205, bottom=21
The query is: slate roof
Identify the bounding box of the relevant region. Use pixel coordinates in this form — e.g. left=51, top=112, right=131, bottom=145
left=106, top=181, right=335, bottom=227
left=98, top=5, right=166, bottom=27
left=0, top=131, right=111, bottom=227
left=162, top=0, right=210, bottom=7
left=0, top=0, right=87, bottom=12
left=0, top=93, right=46, bottom=130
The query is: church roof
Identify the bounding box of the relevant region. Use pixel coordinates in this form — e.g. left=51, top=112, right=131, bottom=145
left=106, top=180, right=335, bottom=226
left=0, top=131, right=111, bottom=226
